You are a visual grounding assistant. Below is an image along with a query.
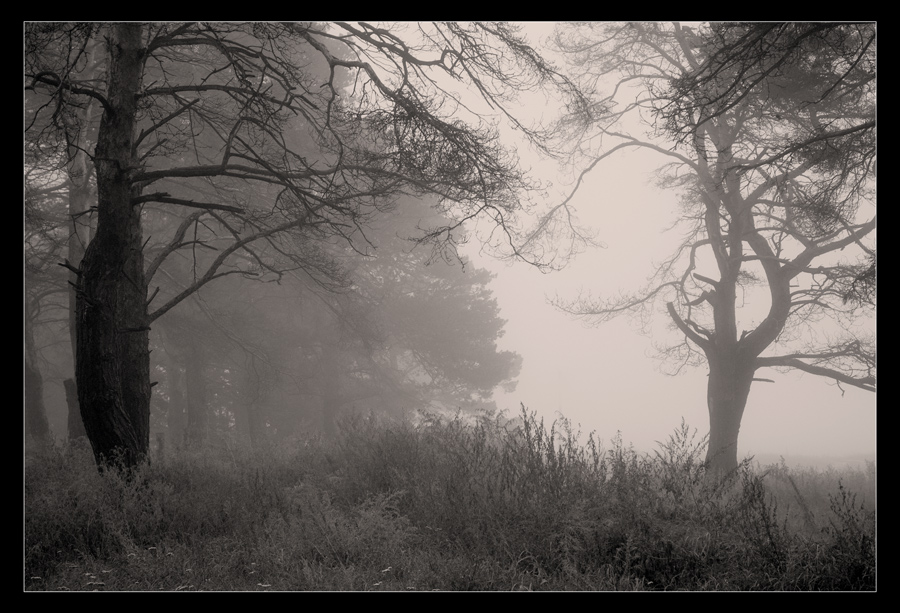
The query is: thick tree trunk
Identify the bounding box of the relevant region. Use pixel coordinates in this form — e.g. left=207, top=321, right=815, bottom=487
left=75, top=24, right=150, bottom=470
left=704, top=349, right=755, bottom=477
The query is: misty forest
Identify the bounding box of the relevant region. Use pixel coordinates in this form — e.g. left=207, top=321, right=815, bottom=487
left=25, top=22, right=875, bottom=591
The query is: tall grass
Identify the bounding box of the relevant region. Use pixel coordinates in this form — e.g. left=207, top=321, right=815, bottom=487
left=24, top=407, right=875, bottom=591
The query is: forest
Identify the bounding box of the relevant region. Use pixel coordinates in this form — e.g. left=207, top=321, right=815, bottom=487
left=25, top=22, right=875, bottom=591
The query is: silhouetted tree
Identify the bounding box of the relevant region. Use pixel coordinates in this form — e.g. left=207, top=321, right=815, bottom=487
left=26, top=22, right=581, bottom=468
left=551, top=22, right=875, bottom=476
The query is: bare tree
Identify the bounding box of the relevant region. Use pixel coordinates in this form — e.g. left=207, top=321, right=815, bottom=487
left=24, top=168, right=71, bottom=445
left=25, top=24, right=100, bottom=440
left=24, top=263, right=57, bottom=446
left=550, top=22, right=875, bottom=476
left=25, top=22, right=584, bottom=469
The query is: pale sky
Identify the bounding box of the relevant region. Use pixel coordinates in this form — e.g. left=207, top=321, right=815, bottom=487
left=458, top=24, right=876, bottom=462
left=469, top=156, right=875, bottom=457
left=464, top=148, right=876, bottom=461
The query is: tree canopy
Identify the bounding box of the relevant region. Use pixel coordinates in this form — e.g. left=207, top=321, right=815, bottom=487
left=24, top=22, right=582, bottom=467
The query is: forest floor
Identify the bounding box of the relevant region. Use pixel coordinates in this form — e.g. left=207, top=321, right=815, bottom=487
left=24, top=409, right=876, bottom=591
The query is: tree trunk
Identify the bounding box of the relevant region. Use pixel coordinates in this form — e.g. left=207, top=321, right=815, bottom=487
left=24, top=358, right=51, bottom=445
left=75, top=24, right=150, bottom=470
left=319, top=344, right=342, bottom=438
left=244, top=398, right=264, bottom=448
left=24, top=306, right=52, bottom=446
left=239, top=358, right=264, bottom=448
left=322, top=391, right=340, bottom=438
left=184, top=343, right=208, bottom=444
left=166, top=356, right=186, bottom=448
left=64, top=378, right=87, bottom=440
left=65, top=88, right=97, bottom=445
left=704, top=349, right=755, bottom=477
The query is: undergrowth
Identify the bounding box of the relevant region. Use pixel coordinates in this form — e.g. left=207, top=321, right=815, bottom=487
left=24, top=407, right=875, bottom=591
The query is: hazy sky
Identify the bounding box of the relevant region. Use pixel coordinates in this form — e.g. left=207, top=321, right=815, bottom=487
left=459, top=23, right=876, bottom=461
left=464, top=150, right=876, bottom=460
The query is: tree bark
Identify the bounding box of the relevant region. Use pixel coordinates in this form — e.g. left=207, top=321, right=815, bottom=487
left=704, top=348, right=755, bottom=477
left=75, top=24, right=150, bottom=470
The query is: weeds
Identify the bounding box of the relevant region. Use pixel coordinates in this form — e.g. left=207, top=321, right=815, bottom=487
left=24, top=407, right=875, bottom=591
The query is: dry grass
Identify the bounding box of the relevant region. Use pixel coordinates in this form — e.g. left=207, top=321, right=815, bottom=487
left=24, top=407, right=876, bottom=591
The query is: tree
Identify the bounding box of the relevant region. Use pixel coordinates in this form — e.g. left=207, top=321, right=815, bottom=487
left=144, top=195, right=523, bottom=444
left=26, top=22, right=579, bottom=469
left=25, top=24, right=100, bottom=441
left=24, top=281, right=53, bottom=446
left=353, top=197, right=522, bottom=415
left=24, top=174, right=70, bottom=445
left=550, top=22, right=875, bottom=476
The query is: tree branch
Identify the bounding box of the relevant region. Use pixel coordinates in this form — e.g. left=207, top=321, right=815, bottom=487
left=667, top=301, right=711, bottom=350
left=132, top=193, right=245, bottom=214
left=756, top=356, right=875, bottom=392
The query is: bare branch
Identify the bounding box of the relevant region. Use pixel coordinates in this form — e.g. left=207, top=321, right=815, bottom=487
left=756, top=355, right=875, bottom=392
left=133, top=193, right=245, bottom=214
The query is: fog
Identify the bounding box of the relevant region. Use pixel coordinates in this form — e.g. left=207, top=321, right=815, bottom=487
left=463, top=143, right=876, bottom=462
left=24, top=22, right=877, bottom=594
left=25, top=22, right=875, bottom=467
left=443, top=22, right=877, bottom=465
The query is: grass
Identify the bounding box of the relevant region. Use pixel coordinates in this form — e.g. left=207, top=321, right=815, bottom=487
left=24, top=407, right=876, bottom=591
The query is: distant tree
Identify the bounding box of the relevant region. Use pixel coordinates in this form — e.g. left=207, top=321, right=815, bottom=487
left=146, top=198, right=523, bottom=443
left=26, top=22, right=580, bottom=468
left=354, top=197, right=522, bottom=414
left=551, top=22, right=875, bottom=476
left=24, top=25, right=100, bottom=440
left=24, top=290, right=53, bottom=446
left=24, top=178, right=69, bottom=445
